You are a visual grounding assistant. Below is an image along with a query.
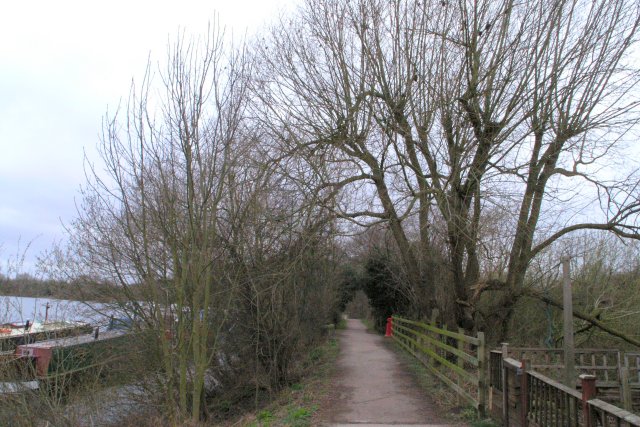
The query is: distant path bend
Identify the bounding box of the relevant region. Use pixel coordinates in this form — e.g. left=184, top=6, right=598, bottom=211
left=323, top=318, right=461, bottom=427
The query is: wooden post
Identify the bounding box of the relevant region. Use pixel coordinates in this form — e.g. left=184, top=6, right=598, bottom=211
left=502, top=359, right=510, bottom=427
left=580, top=374, right=597, bottom=427
left=457, top=327, right=465, bottom=406
left=520, top=359, right=529, bottom=427
left=457, top=328, right=465, bottom=369
left=501, top=342, right=509, bottom=359
left=429, top=310, right=438, bottom=365
left=500, top=342, right=509, bottom=421
left=621, top=366, right=632, bottom=411
left=430, top=308, right=439, bottom=325
left=562, top=256, right=576, bottom=388
left=477, top=331, right=486, bottom=418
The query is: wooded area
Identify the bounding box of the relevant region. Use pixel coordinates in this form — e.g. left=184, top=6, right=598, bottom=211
left=2, top=0, right=640, bottom=423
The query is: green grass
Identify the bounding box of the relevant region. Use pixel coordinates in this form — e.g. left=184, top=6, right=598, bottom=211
left=239, top=337, right=339, bottom=426
left=360, top=316, right=377, bottom=332
left=308, top=347, right=323, bottom=362
left=282, top=405, right=317, bottom=426
left=256, top=409, right=275, bottom=425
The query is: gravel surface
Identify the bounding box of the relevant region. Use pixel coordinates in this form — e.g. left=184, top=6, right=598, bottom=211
left=321, top=318, right=462, bottom=427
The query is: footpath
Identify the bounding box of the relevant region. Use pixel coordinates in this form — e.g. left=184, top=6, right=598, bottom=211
left=321, top=318, right=462, bottom=427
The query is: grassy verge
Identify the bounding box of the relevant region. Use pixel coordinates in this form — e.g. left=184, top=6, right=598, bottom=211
left=230, top=336, right=340, bottom=427
left=384, top=338, right=499, bottom=427
left=359, top=316, right=376, bottom=333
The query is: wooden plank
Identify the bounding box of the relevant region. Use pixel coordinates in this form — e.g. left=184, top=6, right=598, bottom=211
left=562, top=255, right=576, bottom=389
left=588, top=398, right=640, bottom=425
left=527, top=369, right=582, bottom=398
left=393, top=316, right=480, bottom=345
left=504, top=357, right=522, bottom=369
left=502, top=360, right=509, bottom=426
left=394, top=332, right=478, bottom=408
left=457, top=327, right=465, bottom=370
left=393, top=329, right=478, bottom=384
left=622, top=367, right=633, bottom=411
left=532, top=364, right=620, bottom=371
left=457, top=327, right=465, bottom=407
left=478, top=331, right=487, bottom=417
left=393, top=323, right=479, bottom=367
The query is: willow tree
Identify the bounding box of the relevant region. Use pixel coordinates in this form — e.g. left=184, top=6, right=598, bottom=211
left=71, top=26, right=250, bottom=421
left=256, top=0, right=640, bottom=330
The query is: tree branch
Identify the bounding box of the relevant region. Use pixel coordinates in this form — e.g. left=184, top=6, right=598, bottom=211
left=531, top=222, right=640, bottom=259
left=528, top=290, right=640, bottom=348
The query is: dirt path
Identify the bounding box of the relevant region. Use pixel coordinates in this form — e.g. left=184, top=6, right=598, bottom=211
left=321, top=318, right=459, bottom=426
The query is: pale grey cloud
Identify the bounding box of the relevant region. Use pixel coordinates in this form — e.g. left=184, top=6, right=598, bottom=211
left=0, top=0, right=295, bottom=274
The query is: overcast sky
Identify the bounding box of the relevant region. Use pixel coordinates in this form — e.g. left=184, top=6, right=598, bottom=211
left=0, top=0, right=295, bottom=275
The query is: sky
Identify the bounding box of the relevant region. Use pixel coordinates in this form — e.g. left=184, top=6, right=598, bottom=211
left=0, top=0, right=296, bottom=275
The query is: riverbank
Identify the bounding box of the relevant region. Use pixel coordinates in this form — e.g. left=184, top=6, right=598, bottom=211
left=0, top=277, right=116, bottom=302
left=222, top=333, right=341, bottom=426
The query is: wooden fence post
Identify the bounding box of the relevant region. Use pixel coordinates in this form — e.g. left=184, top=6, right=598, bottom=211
left=457, top=327, right=465, bottom=406
left=520, top=359, right=530, bottom=427
left=458, top=328, right=465, bottom=370
left=478, top=331, right=486, bottom=418
left=501, top=342, right=509, bottom=359
left=580, top=374, right=597, bottom=427
left=502, top=359, right=509, bottom=427
left=562, top=256, right=576, bottom=387
left=501, top=343, right=509, bottom=426
left=429, top=310, right=438, bottom=365
left=621, top=366, right=632, bottom=411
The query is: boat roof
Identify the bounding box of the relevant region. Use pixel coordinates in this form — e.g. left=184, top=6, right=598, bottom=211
left=18, top=330, right=126, bottom=350
left=0, top=381, right=38, bottom=394
left=0, top=321, right=88, bottom=339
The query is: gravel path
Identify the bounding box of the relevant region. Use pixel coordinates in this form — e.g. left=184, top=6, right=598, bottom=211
left=322, top=318, right=460, bottom=426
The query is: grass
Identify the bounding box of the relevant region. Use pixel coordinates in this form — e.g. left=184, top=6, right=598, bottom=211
left=234, top=337, right=340, bottom=426
left=359, top=316, right=377, bottom=332
left=282, top=405, right=317, bottom=426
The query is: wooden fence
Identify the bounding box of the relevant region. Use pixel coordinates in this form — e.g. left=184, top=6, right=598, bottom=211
left=496, top=356, right=640, bottom=426
left=497, top=345, right=640, bottom=412
left=391, top=316, right=486, bottom=415
left=391, top=316, right=640, bottom=426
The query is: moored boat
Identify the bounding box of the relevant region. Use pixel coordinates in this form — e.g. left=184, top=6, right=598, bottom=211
left=0, top=320, right=93, bottom=352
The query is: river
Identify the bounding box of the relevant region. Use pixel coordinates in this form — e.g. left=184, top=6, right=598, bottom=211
left=0, top=295, right=117, bottom=328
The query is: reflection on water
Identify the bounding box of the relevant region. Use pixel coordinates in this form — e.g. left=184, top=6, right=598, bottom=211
left=0, top=296, right=116, bottom=327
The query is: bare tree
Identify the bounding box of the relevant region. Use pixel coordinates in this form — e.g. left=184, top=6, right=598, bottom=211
left=69, top=24, right=251, bottom=422
left=255, top=0, right=640, bottom=331
left=67, top=21, right=345, bottom=421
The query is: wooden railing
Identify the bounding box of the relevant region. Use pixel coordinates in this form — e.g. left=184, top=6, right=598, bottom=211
left=498, top=356, right=640, bottom=426
left=625, top=353, right=640, bottom=386
left=501, top=345, right=640, bottom=411
left=490, top=349, right=504, bottom=390
left=504, top=346, right=622, bottom=385
left=391, top=316, right=486, bottom=415
left=392, top=317, right=640, bottom=425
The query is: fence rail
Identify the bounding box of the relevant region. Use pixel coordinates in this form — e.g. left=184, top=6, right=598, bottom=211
left=391, top=315, right=640, bottom=426
left=501, top=345, right=640, bottom=411
left=391, top=316, right=486, bottom=415
left=498, top=355, right=640, bottom=426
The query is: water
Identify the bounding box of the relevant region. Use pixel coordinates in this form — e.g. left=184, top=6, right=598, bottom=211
left=0, top=296, right=116, bottom=328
